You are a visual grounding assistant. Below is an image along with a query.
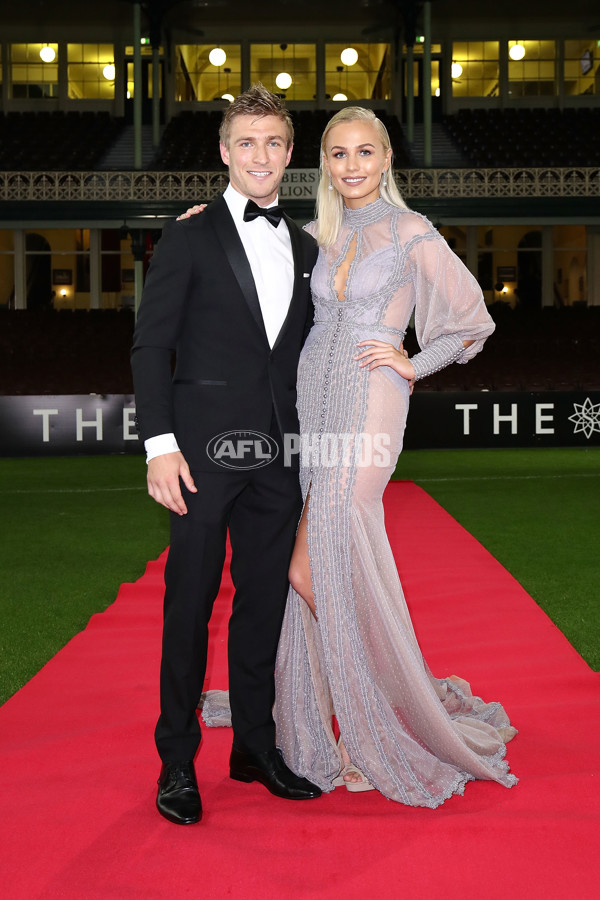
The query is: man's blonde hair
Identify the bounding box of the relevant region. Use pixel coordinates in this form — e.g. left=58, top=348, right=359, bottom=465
left=219, top=83, right=294, bottom=148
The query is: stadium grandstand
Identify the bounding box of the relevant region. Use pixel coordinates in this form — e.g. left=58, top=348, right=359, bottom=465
left=0, top=0, right=599, bottom=398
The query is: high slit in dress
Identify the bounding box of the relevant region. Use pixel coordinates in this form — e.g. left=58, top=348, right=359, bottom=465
left=272, top=198, right=517, bottom=807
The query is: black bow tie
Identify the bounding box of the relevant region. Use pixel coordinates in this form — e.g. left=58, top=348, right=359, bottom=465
left=243, top=200, right=285, bottom=227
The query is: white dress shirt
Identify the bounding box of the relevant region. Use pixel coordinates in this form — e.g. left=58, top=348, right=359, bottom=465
left=144, top=184, right=295, bottom=462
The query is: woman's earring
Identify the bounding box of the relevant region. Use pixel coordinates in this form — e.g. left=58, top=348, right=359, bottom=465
left=328, top=173, right=333, bottom=191
left=382, top=170, right=388, bottom=188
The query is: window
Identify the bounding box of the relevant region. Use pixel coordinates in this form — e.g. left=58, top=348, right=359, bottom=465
left=250, top=44, right=316, bottom=101
left=11, top=43, right=59, bottom=99
left=325, top=43, right=390, bottom=100
left=125, top=44, right=165, bottom=100
left=24, top=228, right=86, bottom=309
left=564, top=40, right=598, bottom=96
left=508, top=40, right=556, bottom=98
left=67, top=44, right=115, bottom=100
left=451, top=42, right=499, bottom=98
left=402, top=43, right=442, bottom=98
left=175, top=44, right=241, bottom=102
left=476, top=225, right=544, bottom=308
left=403, top=60, right=441, bottom=98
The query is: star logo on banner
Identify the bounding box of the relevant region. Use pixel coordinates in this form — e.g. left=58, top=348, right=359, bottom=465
left=568, top=397, right=600, bottom=440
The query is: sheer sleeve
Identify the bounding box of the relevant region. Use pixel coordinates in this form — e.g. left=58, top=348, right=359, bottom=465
left=408, top=219, right=495, bottom=365
left=302, top=220, right=318, bottom=240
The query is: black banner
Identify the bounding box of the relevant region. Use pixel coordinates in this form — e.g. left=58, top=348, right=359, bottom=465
left=0, top=392, right=598, bottom=457
left=0, top=395, right=140, bottom=457
left=403, top=391, right=600, bottom=449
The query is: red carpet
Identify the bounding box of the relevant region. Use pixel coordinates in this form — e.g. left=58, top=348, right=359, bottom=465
left=1, top=482, right=598, bottom=899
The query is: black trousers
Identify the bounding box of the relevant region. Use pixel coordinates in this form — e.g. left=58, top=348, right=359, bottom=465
left=154, top=445, right=302, bottom=763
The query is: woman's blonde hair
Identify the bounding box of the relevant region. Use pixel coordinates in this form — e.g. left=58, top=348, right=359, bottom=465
left=315, top=107, right=408, bottom=247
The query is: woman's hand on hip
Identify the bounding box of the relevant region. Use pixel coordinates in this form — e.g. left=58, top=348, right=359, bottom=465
left=355, top=339, right=416, bottom=384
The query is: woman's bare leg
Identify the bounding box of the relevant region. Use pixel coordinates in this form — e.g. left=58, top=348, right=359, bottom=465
left=288, top=494, right=316, bottom=618
left=288, top=496, right=363, bottom=784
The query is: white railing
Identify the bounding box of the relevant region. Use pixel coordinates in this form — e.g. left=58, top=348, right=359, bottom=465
left=1, top=167, right=599, bottom=202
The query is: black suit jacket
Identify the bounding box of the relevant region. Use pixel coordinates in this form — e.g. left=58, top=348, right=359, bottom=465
left=131, top=195, right=317, bottom=472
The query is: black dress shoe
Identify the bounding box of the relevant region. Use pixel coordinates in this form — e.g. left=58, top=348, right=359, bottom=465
left=156, top=760, right=202, bottom=824
left=230, top=746, right=322, bottom=800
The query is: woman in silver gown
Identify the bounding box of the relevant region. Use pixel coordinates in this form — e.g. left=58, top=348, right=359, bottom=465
left=273, top=107, right=517, bottom=806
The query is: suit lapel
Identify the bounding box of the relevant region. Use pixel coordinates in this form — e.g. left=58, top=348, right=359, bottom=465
left=207, top=195, right=268, bottom=343
left=272, top=213, right=305, bottom=352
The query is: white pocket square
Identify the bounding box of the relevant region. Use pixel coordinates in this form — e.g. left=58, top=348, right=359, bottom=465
left=303, top=273, right=310, bottom=278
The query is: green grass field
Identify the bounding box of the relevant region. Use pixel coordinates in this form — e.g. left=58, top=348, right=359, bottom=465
left=1, top=448, right=598, bottom=705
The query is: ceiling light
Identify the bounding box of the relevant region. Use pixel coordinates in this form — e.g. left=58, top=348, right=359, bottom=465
left=222, top=93, right=234, bottom=103
left=40, top=46, right=56, bottom=63
left=340, top=48, right=358, bottom=67
left=276, top=72, right=292, bottom=90
left=209, top=47, right=226, bottom=67
left=333, top=93, right=347, bottom=101
left=103, top=64, right=116, bottom=81
left=509, top=43, right=526, bottom=61
left=451, top=62, right=463, bottom=79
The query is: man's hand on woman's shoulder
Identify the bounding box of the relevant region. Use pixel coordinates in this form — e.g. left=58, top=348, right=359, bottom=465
left=177, top=204, right=207, bottom=221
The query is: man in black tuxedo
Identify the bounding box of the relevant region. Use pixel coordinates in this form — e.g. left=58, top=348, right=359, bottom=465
left=131, top=85, right=320, bottom=824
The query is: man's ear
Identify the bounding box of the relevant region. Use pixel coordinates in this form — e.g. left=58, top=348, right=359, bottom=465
left=220, top=141, right=230, bottom=166
left=285, top=143, right=293, bottom=167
